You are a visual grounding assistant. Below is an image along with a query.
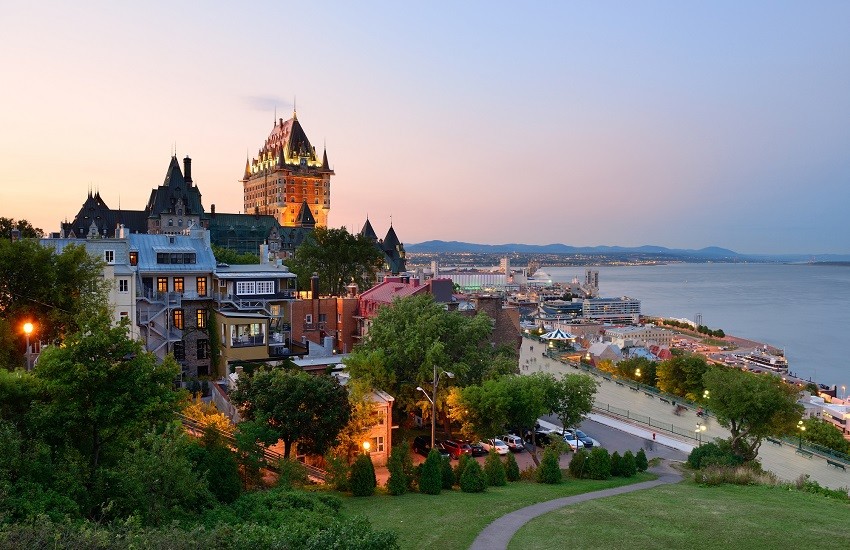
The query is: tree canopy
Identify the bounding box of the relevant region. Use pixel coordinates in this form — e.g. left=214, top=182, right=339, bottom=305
left=286, top=226, right=384, bottom=296
left=702, top=366, right=802, bottom=461
left=231, top=367, right=351, bottom=458
left=656, top=353, right=709, bottom=400
left=210, top=244, right=259, bottom=265
left=548, top=373, right=598, bottom=431
left=0, top=217, right=43, bottom=239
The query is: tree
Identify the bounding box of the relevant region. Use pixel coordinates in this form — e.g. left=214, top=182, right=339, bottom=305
left=386, top=443, right=411, bottom=496
left=505, top=453, right=520, bottom=482
left=349, top=453, right=376, bottom=497
left=419, top=449, right=442, bottom=495
left=610, top=451, right=623, bottom=476
left=586, top=448, right=612, bottom=480
left=0, top=217, right=43, bottom=239
left=454, top=454, right=471, bottom=486
left=231, top=368, right=351, bottom=458
left=286, top=226, right=384, bottom=297
left=621, top=450, right=637, bottom=477
left=656, top=354, right=709, bottom=399
left=617, top=357, right=657, bottom=386
left=441, top=456, right=454, bottom=490
left=459, top=459, right=486, bottom=493
left=186, top=428, right=241, bottom=504
left=548, top=374, right=598, bottom=437
left=635, top=448, right=649, bottom=472
left=537, top=446, right=562, bottom=484
left=484, top=450, right=507, bottom=486
left=346, top=294, right=496, bottom=416
left=569, top=449, right=589, bottom=479
left=801, top=418, right=850, bottom=454
left=210, top=244, right=259, bottom=265
left=702, top=366, right=802, bottom=462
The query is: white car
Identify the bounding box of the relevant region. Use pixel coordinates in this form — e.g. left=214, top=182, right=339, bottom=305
left=501, top=434, right=525, bottom=452
left=480, top=438, right=510, bottom=455
left=557, top=431, right=585, bottom=451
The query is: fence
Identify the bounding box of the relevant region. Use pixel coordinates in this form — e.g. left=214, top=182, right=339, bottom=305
left=594, top=401, right=701, bottom=441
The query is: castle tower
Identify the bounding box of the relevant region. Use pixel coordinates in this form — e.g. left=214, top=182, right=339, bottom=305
left=241, top=111, right=334, bottom=228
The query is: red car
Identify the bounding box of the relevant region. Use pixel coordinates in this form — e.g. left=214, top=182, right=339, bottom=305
left=441, top=439, right=472, bottom=460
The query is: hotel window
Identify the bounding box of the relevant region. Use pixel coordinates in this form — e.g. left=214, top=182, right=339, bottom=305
left=197, top=339, right=209, bottom=360
left=104, top=250, right=115, bottom=264
left=157, top=277, right=168, bottom=293
left=173, top=341, right=185, bottom=361
left=129, top=251, right=138, bottom=266
left=173, top=277, right=184, bottom=294
left=196, top=309, right=206, bottom=329
left=118, top=279, right=129, bottom=293
left=173, top=309, right=184, bottom=330
left=196, top=277, right=207, bottom=296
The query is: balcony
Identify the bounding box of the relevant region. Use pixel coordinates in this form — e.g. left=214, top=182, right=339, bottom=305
left=303, top=322, right=327, bottom=332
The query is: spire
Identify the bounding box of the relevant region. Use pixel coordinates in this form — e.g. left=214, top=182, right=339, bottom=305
left=322, top=142, right=329, bottom=170
left=243, top=153, right=251, bottom=180
left=292, top=96, right=297, bottom=121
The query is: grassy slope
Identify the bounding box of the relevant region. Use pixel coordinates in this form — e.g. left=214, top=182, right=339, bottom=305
left=509, top=483, right=850, bottom=550
left=339, top=474, right=654, bottom=549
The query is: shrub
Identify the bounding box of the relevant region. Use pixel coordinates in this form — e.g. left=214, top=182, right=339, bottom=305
left=323, top=453, right=351, bottom=492
left=349, top=454, right=376, bottom=497
left=386, top=445, right=409, bottom=496
left=441, top=456, right=455, bottom=489
left=537, top=446, right=562, bottom=484
left=505, top=453, right=521, bottom=482
left=419, top=449, right=442, bottom=495
left=484, top=450, right=507, bottom=486
left=454, top=454, right=471, bottom=486
left=460, top=458, right=486, bottom=493
left=687, top=441, right=743, bottom=470
left=635, top=448, right=648, bottom=472
left=519, top=464, right=537, bottom=481
left=610, top=451, right=623, bottom=477
left=278, top=458, right=309, bottom=489
left=187, top=430, right=242, bottom=504
left=569, top=449, right=589, bottom=479
left=587, top=447, right=612, bottom=480
left=695, top=464, right=777, bottom=487
left=621, top=450, right=637, bottom=478
left=793, top=474, right=850, bottom=502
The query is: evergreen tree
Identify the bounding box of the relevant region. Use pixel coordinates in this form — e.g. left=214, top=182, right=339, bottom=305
left=349, top=453, right=377, bottom=497
left=454, top=454, right=471, bottom=486
left=460, top=458, right=486, bottom=493
left=484, top=450, right=507, bottom=486
left=635, top=448, right=649, bottom=472
left=569, top=448, right=589, bottom=479
left=419, top=449, right=442, bottom=495
left=441, top=456, right=455, bottom=490
left=587, top=447, right=612, bottom=480
left=610, top=451, right=623, bottom=477
left=504, top=453, right=521, bottom=482
left=386, top=444, right=409, bottom=496
left=622, top=450, right=638, bottom=477
left=537, top=446, right=562, bottom=484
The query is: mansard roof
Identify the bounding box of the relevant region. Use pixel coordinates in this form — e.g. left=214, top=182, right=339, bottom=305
left=62, top=191, right=147, bottom=238
left=245, top=113, right=334, bottom=177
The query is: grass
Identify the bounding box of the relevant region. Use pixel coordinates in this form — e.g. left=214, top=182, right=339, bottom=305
left=509, top=482, right=850, bottom=549
left=338, top=473, right=654, bottom=549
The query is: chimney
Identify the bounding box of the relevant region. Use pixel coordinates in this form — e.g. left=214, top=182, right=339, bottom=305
left=311, top=273, right=320, bottom=299
left=260, top=244, right=269, bottom=264
left=210, top=204, right=216, bottom=218
left=183, top=156, right=193, bottom=185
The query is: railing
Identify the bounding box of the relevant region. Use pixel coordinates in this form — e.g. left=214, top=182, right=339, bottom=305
left=303, top=322, right=327, bottom=331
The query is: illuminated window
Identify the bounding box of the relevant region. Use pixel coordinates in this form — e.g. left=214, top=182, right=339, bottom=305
left=157, top=277, right=168, bottom=293
left=173, top=277, right=184, bottom=294
left=129, top=251, right=138, bottom=266
left=173, top=309, right=184, bottom=330
left=196, top=309, right=206, bottom=328
left=196, top=277, right=207, bottom=296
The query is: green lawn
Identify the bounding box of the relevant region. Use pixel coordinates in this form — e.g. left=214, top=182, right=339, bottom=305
left=339, top=473, right=654, bottom=549
left=509, top=483, right=850, bottom=549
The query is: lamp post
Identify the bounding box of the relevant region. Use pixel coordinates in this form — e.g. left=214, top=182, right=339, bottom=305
left=798, top=420, right=806, bottom=450
left=362, top=440, right=371, bottom=455
left=23, top=322, right=34, bottom=371
left=417, top=365, right=455, bottom=450
left=695, top=422, right=707, bottom=447
left=703, top=389, right=710, bottom=401
left=635, top=368, right=641, bottom=381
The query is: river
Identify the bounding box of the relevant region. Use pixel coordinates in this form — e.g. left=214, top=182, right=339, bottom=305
left=542, top=263, right=850, bottom=390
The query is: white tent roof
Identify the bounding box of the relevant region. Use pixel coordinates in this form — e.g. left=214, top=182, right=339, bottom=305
left=541, top=328, right=575, bottom=340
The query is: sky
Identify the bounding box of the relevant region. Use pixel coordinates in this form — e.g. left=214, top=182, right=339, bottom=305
left=1, top=1, right=849, bottom=255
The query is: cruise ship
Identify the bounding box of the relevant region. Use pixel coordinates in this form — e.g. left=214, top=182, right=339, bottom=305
left=738, top=348, right=789, bottom=372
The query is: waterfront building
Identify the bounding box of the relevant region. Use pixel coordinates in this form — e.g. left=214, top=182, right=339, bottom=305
left=241, top=111, right=333, bottom=228
left=580, top=296, right=641, bottom=324
left=605, top=324, right=673, bottom=349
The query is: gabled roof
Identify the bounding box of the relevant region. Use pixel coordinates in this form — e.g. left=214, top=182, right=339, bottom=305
left=359, top=278, right=427, bottom=305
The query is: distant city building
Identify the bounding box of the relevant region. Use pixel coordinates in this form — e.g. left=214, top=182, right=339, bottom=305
left=360, top=218, right=406, bottom=275
left=580, top=296, right=641, bottom=324
left=605, top=325, right=672, bottom=349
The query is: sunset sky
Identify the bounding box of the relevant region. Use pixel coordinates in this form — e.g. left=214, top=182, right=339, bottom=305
left=2, top=2, right=849, bottom=254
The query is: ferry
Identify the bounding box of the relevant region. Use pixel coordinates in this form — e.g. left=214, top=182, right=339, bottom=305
left=737, top=348, right=789, bottom=372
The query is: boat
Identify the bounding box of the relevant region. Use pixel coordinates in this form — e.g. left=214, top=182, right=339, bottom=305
left=737, top=348, right=789, bottom=372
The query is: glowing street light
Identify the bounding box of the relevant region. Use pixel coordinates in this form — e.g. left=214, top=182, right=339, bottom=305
left=23, top=322, right=34, bottom=371
left=635, top=368, right=642, bottom=379
left=417, top=365, right=455, bottom=450
left=703, top=389, right=710, bottom=401
left=362, top=440, right=371, bottom=454
left=695, top=422, right=707, bottom=447
left=797, top=420, right=806, bottom=450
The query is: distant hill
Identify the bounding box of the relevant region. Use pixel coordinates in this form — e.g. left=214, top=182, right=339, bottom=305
left=406, top=240, right=742, bottom=259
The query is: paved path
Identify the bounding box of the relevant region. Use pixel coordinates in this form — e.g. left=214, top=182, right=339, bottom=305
left=469, top=462, right=681, bottom=550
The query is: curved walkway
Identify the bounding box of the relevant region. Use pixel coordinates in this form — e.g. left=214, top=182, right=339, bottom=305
left=469, top=463, right=682, bottom=550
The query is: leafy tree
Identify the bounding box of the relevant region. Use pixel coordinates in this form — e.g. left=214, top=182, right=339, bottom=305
left=610, top=451, right=623, bottom=476
left=285, top=226, right=384, bottom=296
left=210, top=244, right=259, bottom=265
left=460, top=458, right=486, bottom=492
left=537, top=446, right=562, bottom=484
left=548, top=374, right=598, bottom=437
left=505, top=453, right=521, bottom=481
left=703, top=366, right=802, bottom=461
left=233, top=419, right=278, bottom=488
left=635, top=448, right=649, bottom=472
left=621, top=450, right=637, bottom=477
left=324, top=452, right=352, bottom=492
left=231, top=368, right=351, bottom=458
left=330, top=379, right=377, bottom=464
left=419, top=449, right=442, bottom=495
left=0, top=217, right=43, bottom=239
left=190, top=429, right=241, bottom=503
left=569, top=449, right=589, bottom=479
left=441, top=456, right=455, bottom=489
left=349, top=453, right=377, bottom=497
left=656, top=353, right=709, bottom=399
left=346, top=294, right=495, bottom=416
left=277, top=458, right=309, bottom=489
left=182, top=394, right=232, bottom=434
left=801, top=418, right=850, bottom=454
left=617, top=356, right=657, bottom=386
left=586, top=448, right=612, bottom=480
left=386, top=443, right=411, bottom=496
left=687, top=441, right=743, bottom=469
left=484, top=450, right=507, bottom=486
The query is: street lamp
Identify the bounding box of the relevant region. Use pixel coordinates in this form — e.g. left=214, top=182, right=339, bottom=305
left=695, top=422, right=707, bottom=447
left=23, top=322, right=34, bottom=371
left=635, top=368, right=641, bottom=380
left=416, top=365, right=455, bottom=450
left=703, top=389, right=710, bottom=401
left=797, top=420, right=806, bottom=450
left=362, top=441, right=371, bottom=455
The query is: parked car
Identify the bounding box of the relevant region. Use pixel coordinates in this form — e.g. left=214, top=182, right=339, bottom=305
left=441, top=439, right=473, bottom=460
left=412, top=435, right=450, bottom=458
left=524, top=430, right=553, bottom=447
left=466, top=440, right=488, bottom=457
left=480, top=438, right=510, bottom=455
left=558, top=431, right=585, bottom=452
left=565, top=428, right=600, bottom=448
left=501, top=433, right=525, bottom=452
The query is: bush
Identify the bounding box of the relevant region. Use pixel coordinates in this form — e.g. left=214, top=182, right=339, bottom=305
left=419, top=449, right=443, bottom=495
left=349, top=454, right=376, bottom=497
left=505, top=453, right=520, bottom=482
left=794, top=474, right=850, bottom=502
left=187, top=429, right=242, bottom=504
left=587, top=447, right=612, bottom=480
left=277, top=458, right=308, bottom=490
left=441, top=456, right=455, bottom=489
left=621, top=450, right=637, bottom=477
left=635, top=448, right=649, bottom=472
left=610, top=451, right=623, bottom=477
left=687, top=441, right=743, bottom=470
left=324, top=453, right=351, bottom=492
left=386, top=445, right=409, bottom=496
left=454, top=454, right=471, bottom=486
left=694, top=464, right=777, bottom=487
left=484, top=450, right=507, bottom=487
left=460, top=458, right=486, bottom=493
left=519, top=464, right=537, bottom=481
left=537, top=446, right=562, bottom=484
left=568, top=449, right=589, bottom=479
